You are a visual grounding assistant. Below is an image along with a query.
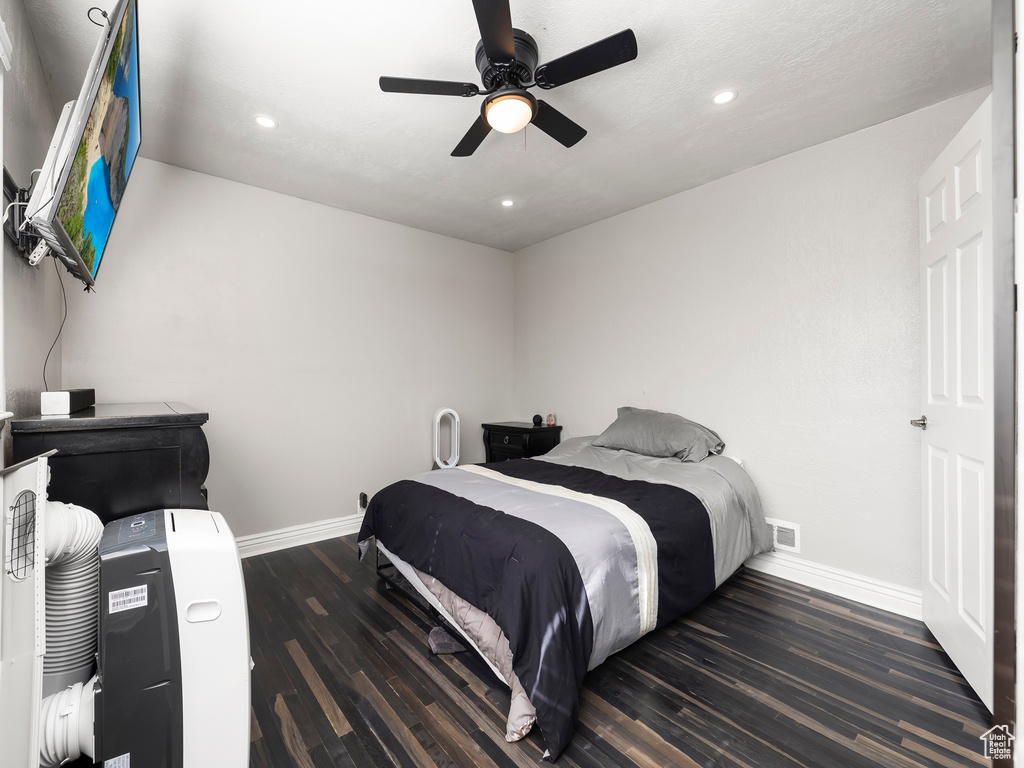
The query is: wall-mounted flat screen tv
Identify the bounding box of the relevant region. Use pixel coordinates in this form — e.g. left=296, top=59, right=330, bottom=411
left=25, top=0, right=140, bottom=287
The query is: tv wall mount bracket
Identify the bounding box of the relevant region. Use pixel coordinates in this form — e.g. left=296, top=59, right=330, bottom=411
left=4, top=167, right=90, bottom=291
left=2, top=166, right=38, bottom=257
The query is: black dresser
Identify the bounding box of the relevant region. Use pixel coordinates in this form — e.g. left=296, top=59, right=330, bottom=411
left=482, top=422, right=562, bottom=462
left=12, top=402, right=210, bottom=524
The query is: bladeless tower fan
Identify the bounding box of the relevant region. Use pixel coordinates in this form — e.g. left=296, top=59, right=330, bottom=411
left=0, top=451, right=251, bottom=767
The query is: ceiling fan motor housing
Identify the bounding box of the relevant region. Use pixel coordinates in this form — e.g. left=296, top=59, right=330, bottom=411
left=475, top=28, right=539, bottom=89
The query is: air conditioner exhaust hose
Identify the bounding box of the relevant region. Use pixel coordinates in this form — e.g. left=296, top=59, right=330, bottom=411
left=42, top=501, right=103, bottom=695
left=38, top=674, right=97, bottom=767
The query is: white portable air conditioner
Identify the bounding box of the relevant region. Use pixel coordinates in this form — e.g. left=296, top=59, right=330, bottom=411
left=0, top=452, right=251, bottom=767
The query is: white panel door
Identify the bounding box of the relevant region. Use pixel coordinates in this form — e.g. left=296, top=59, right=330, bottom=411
left=918, top=95, right=994, bottom=711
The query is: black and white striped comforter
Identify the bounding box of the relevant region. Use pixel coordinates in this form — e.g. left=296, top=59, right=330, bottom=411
left=357, top=439, right=771, bottom=760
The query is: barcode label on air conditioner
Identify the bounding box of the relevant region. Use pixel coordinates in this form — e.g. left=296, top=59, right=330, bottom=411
left=105, top=753, right=129, bottom=768
left=109, top=585, right=148, bottom=614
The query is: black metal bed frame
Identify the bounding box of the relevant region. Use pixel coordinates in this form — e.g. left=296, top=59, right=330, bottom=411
left=373, top=543, right=504, bottom=685
left=374, top=543, right=460, bottom=634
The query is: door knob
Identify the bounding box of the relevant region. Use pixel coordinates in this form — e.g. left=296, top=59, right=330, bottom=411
left=910, top=415, right=927, bottom=430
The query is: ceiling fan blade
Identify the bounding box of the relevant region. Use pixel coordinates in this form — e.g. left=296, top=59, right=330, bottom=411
left=531, top=101, right=587, bottom=148
left=452, top=116, right=492, bottom=157
left=534, top=29, right=638, bottom=89
left=380, top=76, right=479, bottom=97
left=472, top=0, right=515, bottom=64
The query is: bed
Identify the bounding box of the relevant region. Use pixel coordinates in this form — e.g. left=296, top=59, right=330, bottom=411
left=357, top=421, right=773, bottom=761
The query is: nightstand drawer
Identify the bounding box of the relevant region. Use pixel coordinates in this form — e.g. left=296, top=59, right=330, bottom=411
left=488, top=431, right=526, bottom=452
left=488, top=448, right=522, bottom=463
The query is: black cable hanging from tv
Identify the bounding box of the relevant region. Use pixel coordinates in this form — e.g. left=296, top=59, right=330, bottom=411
left=41, top=257, right=68, bottom=392
left=86, top=7, right=109, bottom=27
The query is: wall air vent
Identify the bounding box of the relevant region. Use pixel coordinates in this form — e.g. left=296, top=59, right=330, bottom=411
left=764, top=518, right=801, bottom=554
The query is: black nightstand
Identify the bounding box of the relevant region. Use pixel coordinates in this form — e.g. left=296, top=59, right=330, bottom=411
left=482, top=422, right=562, bottom=462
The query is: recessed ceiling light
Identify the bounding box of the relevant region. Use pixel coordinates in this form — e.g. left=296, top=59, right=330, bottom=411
left=501, top=199, right=514, bottom=207
left=254, top=115, right=278, bottom=128
left=712, top=89, right=738, bottom=106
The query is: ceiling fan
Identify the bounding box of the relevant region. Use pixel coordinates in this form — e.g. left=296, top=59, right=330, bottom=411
left=379, top=0, right=638, bottom=157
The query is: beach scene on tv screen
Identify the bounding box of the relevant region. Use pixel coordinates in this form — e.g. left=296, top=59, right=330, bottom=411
left=57, top=0, right=140, bottom=277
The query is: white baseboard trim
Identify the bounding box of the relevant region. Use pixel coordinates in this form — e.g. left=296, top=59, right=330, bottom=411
left=236, top=513, right=364, bottom=559
left=745, top=551, right=923, bottom=621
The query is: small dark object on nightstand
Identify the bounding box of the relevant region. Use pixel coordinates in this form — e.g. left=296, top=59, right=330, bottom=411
left=533, top=414, right=543, bottom=426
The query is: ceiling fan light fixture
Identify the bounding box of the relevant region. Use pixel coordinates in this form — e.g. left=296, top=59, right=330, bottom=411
left=483, top=90, right=537, bottom=134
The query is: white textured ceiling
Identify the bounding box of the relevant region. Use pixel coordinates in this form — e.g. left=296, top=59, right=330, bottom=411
left=23, top=0, right=990, bottom=252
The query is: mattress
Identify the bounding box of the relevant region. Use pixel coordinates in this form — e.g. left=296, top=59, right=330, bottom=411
left=358, top=436, right=772, bottom=759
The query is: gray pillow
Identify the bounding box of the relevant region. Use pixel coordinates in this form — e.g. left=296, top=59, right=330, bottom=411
left=592, top=406, right=725, bottom=462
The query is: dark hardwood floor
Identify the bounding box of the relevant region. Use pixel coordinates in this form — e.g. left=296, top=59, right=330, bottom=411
left=244, top=535, right=991, bottom=767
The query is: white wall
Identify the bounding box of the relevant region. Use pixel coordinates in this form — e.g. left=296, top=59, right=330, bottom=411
left=62, top=159, right=514, bottom=537
left=51, top=85, right=988, bottom=584
left=2, top=0, right=64, bottom=435
left=513, top=90, right=987, bottom=590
